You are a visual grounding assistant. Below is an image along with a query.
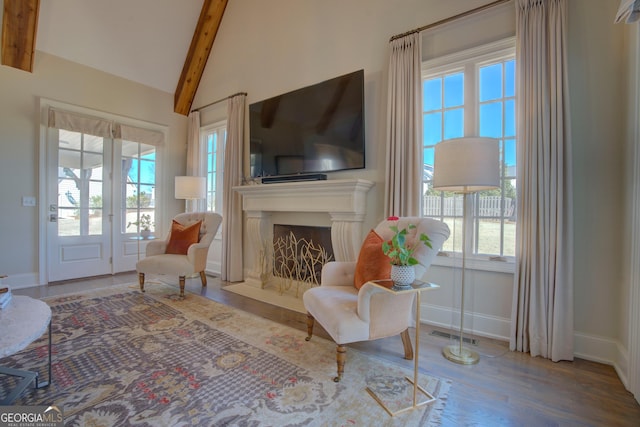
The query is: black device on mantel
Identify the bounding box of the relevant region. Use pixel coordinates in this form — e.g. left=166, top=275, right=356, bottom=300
left=249, top=69, right=365, bottom=181
left=261, top=173, right=327, bottom=184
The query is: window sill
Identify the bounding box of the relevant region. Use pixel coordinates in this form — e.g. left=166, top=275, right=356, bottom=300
left=431, top=253, right=515, bottom=274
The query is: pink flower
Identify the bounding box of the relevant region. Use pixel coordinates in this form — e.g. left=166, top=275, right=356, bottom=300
left=387, top=216, right=399, bottom=221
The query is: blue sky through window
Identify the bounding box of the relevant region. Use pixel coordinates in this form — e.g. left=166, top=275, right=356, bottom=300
left=127, top=152, right=156, bottom=184
left=444, top=74, right=463, bottom=107
left=423, top=61, right=516, bottom=167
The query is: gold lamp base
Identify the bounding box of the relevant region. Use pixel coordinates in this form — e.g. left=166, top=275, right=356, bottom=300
left=442, top=344, right=479, bottom=365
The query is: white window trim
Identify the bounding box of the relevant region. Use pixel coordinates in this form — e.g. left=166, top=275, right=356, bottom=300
left=433, top=252, right=515, bottom=274
left=422, top=37, right=517, bottom=274
left=422, top=37, right=516, bottom=74
left=201, top=120, right=226, bottom=240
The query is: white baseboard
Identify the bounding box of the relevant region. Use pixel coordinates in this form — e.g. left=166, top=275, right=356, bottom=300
left=422, top=303, right=631, bottom=391
left=1, top=272, right=42, bottom=290
left=574, top=331, right=629, bottom=389
left=205, top=261, right=221, bottom=277
left=421, top=302, right=511, bottom=341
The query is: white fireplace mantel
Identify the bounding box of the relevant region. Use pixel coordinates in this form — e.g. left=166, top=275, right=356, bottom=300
left=234, top=179, right=374, bottom=218
left=234, top=179, right=374, bottom=287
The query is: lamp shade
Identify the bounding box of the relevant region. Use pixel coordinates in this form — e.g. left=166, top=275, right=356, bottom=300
left=432, top=137, right=500, bottom=193
left=175, top=176, right=206, bottom=200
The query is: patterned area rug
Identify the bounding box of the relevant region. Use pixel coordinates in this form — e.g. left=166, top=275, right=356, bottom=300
left=0, top=284, right=450, bottom=426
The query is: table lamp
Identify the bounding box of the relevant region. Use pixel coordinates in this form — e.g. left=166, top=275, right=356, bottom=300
left=175, top=176, right=206, bottom=212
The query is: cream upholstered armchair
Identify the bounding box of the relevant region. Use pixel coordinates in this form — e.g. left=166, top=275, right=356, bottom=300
left=136, top=212, right=222, bottom=298
left=303, top=216, right=450, bottom=381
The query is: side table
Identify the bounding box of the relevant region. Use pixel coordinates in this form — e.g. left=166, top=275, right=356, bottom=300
left=365, top=279, right=440, bottom=416
left=0, top=295, right=52, bottom=405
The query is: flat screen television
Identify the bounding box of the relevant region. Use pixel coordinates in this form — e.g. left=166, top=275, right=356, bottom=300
left=249, top=69, right=365, bottom=179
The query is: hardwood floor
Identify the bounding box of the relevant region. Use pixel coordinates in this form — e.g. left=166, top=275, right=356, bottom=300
left=14, top=273, right=640, bottom=426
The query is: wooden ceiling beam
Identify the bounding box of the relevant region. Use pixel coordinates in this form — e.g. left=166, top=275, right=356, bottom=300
left=1, top=0, right=40, bottom=72
left=174, top=0, right=228, bottom=116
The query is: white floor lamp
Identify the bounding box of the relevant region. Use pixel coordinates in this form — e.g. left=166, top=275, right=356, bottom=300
left=175, top=176, right=206, bottom=213
left=433, top=137, right=500, bottom=365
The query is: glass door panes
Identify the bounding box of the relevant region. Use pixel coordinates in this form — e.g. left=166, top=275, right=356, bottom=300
left=57, top=130, right=104, bottom=236
left=121, top=140, right=156, bottom=236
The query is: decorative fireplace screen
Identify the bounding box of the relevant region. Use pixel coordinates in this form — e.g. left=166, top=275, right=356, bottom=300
left=271, top=224, right=334, bottom=296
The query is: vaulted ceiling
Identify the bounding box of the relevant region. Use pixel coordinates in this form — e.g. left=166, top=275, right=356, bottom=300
left=1, top=0, right=227, bottom=115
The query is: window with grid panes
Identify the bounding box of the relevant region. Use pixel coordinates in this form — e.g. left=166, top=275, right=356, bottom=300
left=203, top=121, right=226, bottom=214
left=122, top=140, right=156, bottom=235
left=422, top=40, right=516, bottom=260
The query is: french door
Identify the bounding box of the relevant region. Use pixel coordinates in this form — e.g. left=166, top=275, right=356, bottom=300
left=47, top=129, right=112, bottom=281
left=112, top=139, right=158, bottom=273
left=46, top=128, right=157, bottom=282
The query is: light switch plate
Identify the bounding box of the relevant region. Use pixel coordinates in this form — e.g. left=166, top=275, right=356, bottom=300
left=22, top=196, right=36, bottom=207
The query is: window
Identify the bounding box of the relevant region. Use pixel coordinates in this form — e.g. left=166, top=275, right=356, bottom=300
left=422, top=39, right=516, bottom=261
left=56, top=132, right=157, bottom=238
left=121, top=140, right=156, bottom=235
left=202, top=121, right=226, bottom=213
left=57, top=129, right=105, bottom=236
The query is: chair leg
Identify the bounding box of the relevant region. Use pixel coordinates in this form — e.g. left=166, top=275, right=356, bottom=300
left=401, top=328, right=414, bottom=360
left=199, top=271, right=207, bottom=287
left=305, top=313, right=315, bottom=341
left=138, top=273, right=145, bottom=293
left=334, top=345, right=346, bottom=382
left=179, top=276, right=185, bottom=298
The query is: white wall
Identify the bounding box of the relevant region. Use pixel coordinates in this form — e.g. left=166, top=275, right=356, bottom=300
left=621, top=13, right=640, bottom=401
left=193, top=0, right=633, bottom=373
left=0, top=52, right=188, bottom=286
left=567, top=0, right=628, bottom=369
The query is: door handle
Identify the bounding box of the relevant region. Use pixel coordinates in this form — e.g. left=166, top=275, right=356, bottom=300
left=49, top=214, right=57, bottom=222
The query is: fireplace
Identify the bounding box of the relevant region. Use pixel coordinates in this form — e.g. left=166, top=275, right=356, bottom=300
left=271, top=224, right=333, bottom=295
left=234, top=179, right=374, bottom=297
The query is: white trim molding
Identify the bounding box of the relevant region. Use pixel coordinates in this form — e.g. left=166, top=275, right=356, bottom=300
left=628, top=24, right=640, bottom=403
left=422, top=303, right=511, bottom=341
left=1, top=273, right=42, bottom=290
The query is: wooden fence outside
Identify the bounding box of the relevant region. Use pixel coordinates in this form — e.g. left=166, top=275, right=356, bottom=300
left=423, top=195, right=515, bottom=218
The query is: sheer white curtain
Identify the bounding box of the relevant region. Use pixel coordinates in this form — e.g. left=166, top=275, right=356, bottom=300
left=221, top=94, right=245, bottom=282
left=186, top=111, right=206, bottom=212
left=384, top=32, right=423, bottom=217
left=510, top=0, right=574, bottom=362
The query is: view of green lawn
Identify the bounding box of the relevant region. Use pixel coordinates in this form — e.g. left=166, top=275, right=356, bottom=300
left=438, top=217, right=516, bottom=257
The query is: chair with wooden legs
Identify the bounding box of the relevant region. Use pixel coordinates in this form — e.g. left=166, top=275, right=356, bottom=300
left=302, top=216, right=450, bottom=381
left=136, top=212, right=222, bottom=298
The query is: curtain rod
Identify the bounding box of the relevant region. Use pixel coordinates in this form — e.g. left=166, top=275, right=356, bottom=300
left=191, top=91, right=248, bottom=113
left=389, top=0, right=512, bottom=42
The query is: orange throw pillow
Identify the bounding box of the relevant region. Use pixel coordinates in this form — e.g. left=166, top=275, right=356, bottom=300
left=165, top=220, right=202, bottom=255
left=353, top=229, right=391, bottom=289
